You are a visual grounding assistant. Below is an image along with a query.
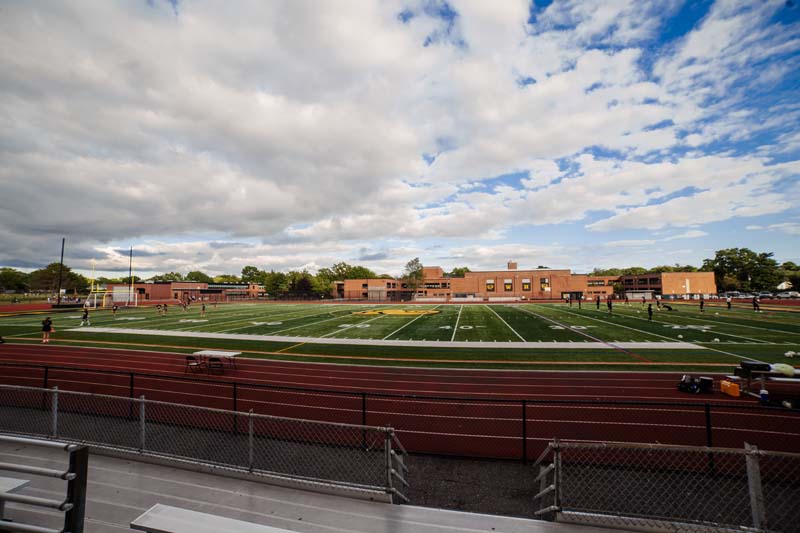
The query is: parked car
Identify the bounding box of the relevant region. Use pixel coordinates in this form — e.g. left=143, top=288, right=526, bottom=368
left=758, top=291, right=774, bottom=298
left=776, top=291, right=800, bottom=299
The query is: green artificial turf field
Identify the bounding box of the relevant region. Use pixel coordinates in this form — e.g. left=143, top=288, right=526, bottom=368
left=2, top=301, right=799, bottom=371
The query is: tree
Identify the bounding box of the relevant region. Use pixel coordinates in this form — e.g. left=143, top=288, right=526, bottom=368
left=263, top=271, right=288, bottom=296
left=0, top=268, right=29, bottom=292
left=213, top=274, right=241, bottom=283
left=403, top=258, right=424, bottom=294
left=149, top=272, right=184, bottom=282
left=241, top=265, right=263, bottom=283
left=28, top=263, right=89, bottom=293
left=185, top=270, right=213, bottom=283
left=702, top=248, right=780, bottom=292
left=781, top=261, right=799, bottom=271
left=448, top=267, right=471, bottom=278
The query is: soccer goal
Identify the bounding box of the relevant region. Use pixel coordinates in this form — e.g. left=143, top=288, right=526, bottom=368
left=84, top=288, right=138, bottom=308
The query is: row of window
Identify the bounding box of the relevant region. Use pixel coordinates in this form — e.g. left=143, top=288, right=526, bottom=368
left=623, top=278, right=662, bottom=285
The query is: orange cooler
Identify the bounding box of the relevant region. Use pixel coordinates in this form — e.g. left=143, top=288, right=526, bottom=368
left=721, top=380, right=740, bottom=397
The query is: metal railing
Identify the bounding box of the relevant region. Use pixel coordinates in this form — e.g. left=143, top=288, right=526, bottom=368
left=0, top=434, right=88, bottom=533
left=533, top=440, right=800, bottom=532
left=0, top=385, right=408, bottom=503
left=2, top=361, right=799, bottom=460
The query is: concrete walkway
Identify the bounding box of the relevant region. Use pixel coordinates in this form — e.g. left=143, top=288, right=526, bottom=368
left=0, top=441, right=625, bottom=533
left=74, top=327, right=702, bottom=350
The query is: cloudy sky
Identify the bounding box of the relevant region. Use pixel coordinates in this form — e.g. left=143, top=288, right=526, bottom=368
left=0, top=0, right=798, bottom=278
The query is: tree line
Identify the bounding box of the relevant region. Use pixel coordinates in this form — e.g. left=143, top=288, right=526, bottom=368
left=1, top=249, right=798, bottom=295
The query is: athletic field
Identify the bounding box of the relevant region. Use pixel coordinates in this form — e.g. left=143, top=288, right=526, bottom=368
left=1, top=301, right=798, bottom=371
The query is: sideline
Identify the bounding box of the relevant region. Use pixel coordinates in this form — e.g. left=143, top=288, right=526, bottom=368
left=65, top=327, right=703, bottom=349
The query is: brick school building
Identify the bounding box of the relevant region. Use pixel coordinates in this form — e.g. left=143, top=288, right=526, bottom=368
left=334, top=262, right=716, bottom=302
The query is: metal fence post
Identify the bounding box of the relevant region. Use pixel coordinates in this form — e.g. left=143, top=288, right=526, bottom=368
left=139, top=395, right=146, bottom=452
left=704, top=403, right=715, bottom=474
left=553, top=438, right=562, bottom=511
left=361, top=393, right=367, bottom=450
left=233, top=382, right=239, bottom=434
left=385, top=431, right=394, bottom=503
left=51, top=386, right=59, bottom=438
left=63, top=445, right=89, bottom=533
left=522, top=399, right=527, bottom=464
left=248, top=409, right=254, bottom=472
left=745, top=443, right=767, bottom=530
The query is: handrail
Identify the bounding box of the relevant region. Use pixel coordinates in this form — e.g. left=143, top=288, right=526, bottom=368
left=0, top=433, right=88, bottom=533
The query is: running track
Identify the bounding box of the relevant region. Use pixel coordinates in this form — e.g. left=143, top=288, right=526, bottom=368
left=1, top=343, right=798, bottom=457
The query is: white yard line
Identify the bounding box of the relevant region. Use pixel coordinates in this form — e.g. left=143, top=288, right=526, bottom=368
left=382, top=305, right=441, bottom=340
left=451, top=305, right=463, bottom=342
left=216, top=306, right=352, bottom=333
left=612, top=310, right=772, bottom=344
left=535, top=305, right=685, bottom=343
left=484, top=305, right=526, bottom=341
left=546, top=306, right=767, bottom=362
left=322, top=313, right=388, bottom=338
left=648, top=311, right=800, bottom=338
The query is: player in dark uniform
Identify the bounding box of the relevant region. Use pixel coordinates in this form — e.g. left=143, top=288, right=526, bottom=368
left=201, top=303, right=206, bottom=317
left=596, top=296, right=600, bottom=309
left=81, top=308, right=91, bottom=327
left=41, top=317, right=53, bottom=343
left=647, top=303, right=653, bottom=321
left=112, top=304, right=119, bottom=317
left=752, top=297, right=760, bottom=312
left=699, top=298, right=705, bottom=313
left=607, top=298, right=613, bottom=314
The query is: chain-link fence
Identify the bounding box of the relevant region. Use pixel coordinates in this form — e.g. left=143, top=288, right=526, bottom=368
left=534, top=440, right=800, bottom=532
left=2, top=362, right=799, bottom=461
left=0, top=384, right=408, bottom=502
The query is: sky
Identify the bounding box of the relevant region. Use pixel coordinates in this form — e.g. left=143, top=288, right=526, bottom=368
left=0, top=0, right=798, bottom=279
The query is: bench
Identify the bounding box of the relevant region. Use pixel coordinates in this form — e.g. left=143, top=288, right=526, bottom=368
left=131, top=504, right=290, bottom=533
left=0, top=476, right=30, bottom=519
left=192, top=350, right=240, bottom=369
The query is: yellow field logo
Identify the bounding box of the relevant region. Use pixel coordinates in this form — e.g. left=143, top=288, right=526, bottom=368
left=352, top=309, right=440, bottom=316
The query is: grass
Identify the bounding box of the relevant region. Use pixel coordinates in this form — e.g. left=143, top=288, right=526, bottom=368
left=1, top=301, right=798, bottom=371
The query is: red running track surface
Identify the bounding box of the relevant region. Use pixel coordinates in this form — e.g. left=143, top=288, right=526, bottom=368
left=0, top=343, right=798, bottom=458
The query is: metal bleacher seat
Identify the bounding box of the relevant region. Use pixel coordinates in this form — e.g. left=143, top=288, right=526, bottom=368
left=132, top=504, right=290, bottom=533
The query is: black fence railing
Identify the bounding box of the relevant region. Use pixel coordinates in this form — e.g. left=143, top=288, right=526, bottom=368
left=1, top=362, right=798, bottom=460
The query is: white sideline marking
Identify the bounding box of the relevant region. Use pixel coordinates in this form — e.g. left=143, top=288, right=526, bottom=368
left=71, top=327, right=703, bottom=349
left=382, top=305, right=441, bottom=340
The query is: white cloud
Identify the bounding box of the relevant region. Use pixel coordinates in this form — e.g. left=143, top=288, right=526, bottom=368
left=0, top=0, right=797, bottom=274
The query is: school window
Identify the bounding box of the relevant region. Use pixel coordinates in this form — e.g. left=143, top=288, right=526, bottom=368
left=486, top=283, right=495, bottom=292
left=522, top=282, right=531, bottom=291
left=588, top=280, right=604, bottom=287
left=540, top=278, right=550, bottom=290
left=504, top=283, right=513, bottom=291
left=362, top=283, right=368, bottom=289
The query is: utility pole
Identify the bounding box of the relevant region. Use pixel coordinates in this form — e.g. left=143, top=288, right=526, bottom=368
left=56, top=238, right=65, bottom=306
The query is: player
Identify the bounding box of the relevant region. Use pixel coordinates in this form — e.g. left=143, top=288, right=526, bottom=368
left=81, top=308, right=91, bottom=327
left=41, top=317, right=53, bottom=343
left=201, top=303, right=206, bottom=317
left=607, top=298, right=613, bottom=314
left=163, top=303, right=168, bottom=315
left=647, top=303, right=653, bottom=321
left=156, top=304, right=162, bottom=316
left=699, top=298, right=705, bottom=313
left=112, top=304, right=119, bottom=317
left=726, top=296, right=732, bottom=310
left=596, top=296, right=600, bottom=310
left=641, top=295, right=646, bottom=306
left=753, top=296, right=760, bottom=312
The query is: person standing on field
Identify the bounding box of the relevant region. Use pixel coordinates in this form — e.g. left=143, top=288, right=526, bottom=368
left=41, top=317, right=53, bottom=343
left=81, top=308, right=91, bottom=327
left=726, top=296, right=732, bottom=310
left=647, top=303, right=653, bottom=321
left=699, top=298, right=705, bottom=313
left=201, top=303, right=206, bottom=317
left=607, top=298, right=613, bottom=314
left=596, top=296, right=601, bottom=309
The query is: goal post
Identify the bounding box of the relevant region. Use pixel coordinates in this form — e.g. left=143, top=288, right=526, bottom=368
left=84, top=289, right=138, bottom=308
